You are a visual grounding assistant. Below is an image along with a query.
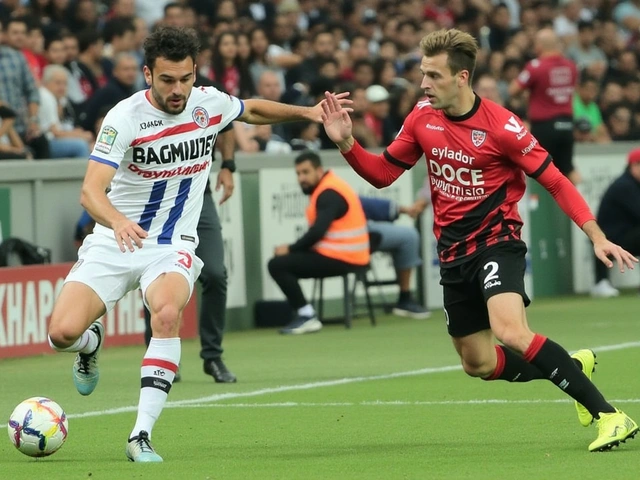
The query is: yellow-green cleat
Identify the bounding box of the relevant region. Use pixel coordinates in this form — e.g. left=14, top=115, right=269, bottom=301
left=571, top=349, right=597, bottom=426
left=589, top=410, right=639, bottom=452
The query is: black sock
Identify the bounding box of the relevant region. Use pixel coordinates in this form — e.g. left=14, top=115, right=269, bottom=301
left=484, top=345, right=546, bottom=382
left=525, top=334, right=615, bottom=418
left=398, top=290, right=411, bottom=303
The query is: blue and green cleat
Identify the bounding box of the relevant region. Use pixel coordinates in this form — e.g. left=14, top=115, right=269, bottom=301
left=72, top=321, right=104, bottom=396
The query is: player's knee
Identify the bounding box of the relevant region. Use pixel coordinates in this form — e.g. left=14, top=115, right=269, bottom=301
left=267, top=257, right=281, bottom=276
left=461, top=359, right=493, bottom=378
left=151, top=304, right=181, bottom=336
left=495, top=329, right=532, bottom=355
left=47, top=325, right=78, bottom=348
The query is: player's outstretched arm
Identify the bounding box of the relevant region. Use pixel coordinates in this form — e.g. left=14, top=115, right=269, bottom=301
left=321, top=91, right=409, bottom=189
left=238, top=93, right=353, bottom=125
left=81, top=161, right=148, bottom=252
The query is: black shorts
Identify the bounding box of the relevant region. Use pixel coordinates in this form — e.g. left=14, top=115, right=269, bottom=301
left=530, top=117, right=574, bottom=176
left=440, top=241, right=531, bottom=338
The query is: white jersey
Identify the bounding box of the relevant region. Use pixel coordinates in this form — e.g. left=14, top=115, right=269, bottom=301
left=89, top=86, right=243, bottom=247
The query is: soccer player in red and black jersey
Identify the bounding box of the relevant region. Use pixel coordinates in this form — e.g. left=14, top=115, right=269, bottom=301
left=509, top=29, right=579, bottom=184
left=320, top=28, right=639, bottom=452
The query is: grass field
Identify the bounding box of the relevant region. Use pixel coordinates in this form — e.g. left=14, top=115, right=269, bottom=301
left=2, top=294, right=640, bottom=480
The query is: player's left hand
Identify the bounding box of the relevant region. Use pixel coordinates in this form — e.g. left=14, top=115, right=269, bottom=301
left=274, top=244, right=289, bottom=256
left=593, top=240, right=638, bottom=272
left=216, top=168, right=234, bottom=205
left=310, top=92, right=353, bottom=122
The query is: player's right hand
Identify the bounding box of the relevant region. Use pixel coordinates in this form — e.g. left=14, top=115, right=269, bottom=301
left=112, top=219, right=148, bottom=253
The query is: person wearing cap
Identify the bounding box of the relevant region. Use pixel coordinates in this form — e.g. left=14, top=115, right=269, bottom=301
left=364, top=84, right=394, bottom=146
left=591, top=148, right=640, bottom=297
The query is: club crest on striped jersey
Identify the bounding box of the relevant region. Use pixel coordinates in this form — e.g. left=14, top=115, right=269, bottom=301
left=192, top=107, right=209, bottom=128
left=471, top=130, right=486, bottom=147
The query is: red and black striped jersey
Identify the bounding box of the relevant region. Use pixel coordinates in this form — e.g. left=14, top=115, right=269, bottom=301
left=342, top=95, right=594, bottom=266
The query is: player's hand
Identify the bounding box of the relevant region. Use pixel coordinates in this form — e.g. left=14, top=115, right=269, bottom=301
left=321, top=91, right=353, bottom=144
left=112, top=218, right=148, bottom=253
left=593, top=240, right=638, bottom=273
left=311, top=91, right=353, bottom=123
left=216, top=168, right=234, bottom=205
left=274, top=244, right=289, bottom=256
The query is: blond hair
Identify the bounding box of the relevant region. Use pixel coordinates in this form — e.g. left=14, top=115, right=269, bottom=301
left=419, top=29, right=479, bottom=83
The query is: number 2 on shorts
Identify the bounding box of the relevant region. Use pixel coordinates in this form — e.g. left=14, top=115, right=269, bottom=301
left=483, top=261, right=499, bottom=284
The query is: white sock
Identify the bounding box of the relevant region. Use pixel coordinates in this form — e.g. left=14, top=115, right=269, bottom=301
left=48, top=329, right=98, bottom=354
left=298, top=304, right=315, bottom=317
left=130, top=337, right=180, bottom=440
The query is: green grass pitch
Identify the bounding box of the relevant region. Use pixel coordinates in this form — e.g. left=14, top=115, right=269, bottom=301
left=2, top=294, right=639, bottom=479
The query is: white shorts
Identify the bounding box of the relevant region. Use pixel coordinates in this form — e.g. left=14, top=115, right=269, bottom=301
left=66, top=233, right=203, bottom=312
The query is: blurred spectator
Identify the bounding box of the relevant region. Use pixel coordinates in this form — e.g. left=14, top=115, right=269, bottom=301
left=108, top=0, right=136, bottom=21
left=38, top=65, right=92, bottom=159
left=510, top=28, right=579, bottom=184
left=289, top=120, right=321, bottom=151
left=68, top=0, right=100, bottom=33
left=79, top=53, right=138, bottom=132
left=364, top=85, right=394, bottom=147
left=612, top=0, right=640, bottom=41
left=488, top=3, right=513, bottom=52
left=352, top=59, right=375, bottom=89
left=599, top=81, right=624, bottom=114
left=591, top=148, right=640, bottom=298
left=605, top=104, right=639, bottom=141
left=211, top=31, right=254, bottom=98
left=573, top=75, right=610, bottom=143
left=255, top=69, right=288, bottom=140
left=102, top=17, right=136, bottom=77
left=5, top=17, right=44, bottom=83
left=605, top=51, right=639, bottom=85
left=473, top=73, right=503, bottom=105
left=395, top=19, right=421, bottom=63
left=373, top=58, right=399, bottom=93
left=359, top=195, right=430, bottom=319
left=66, top=30, right=108, bottom=108
left=135, top=0, right=173, bottom=29
left=162, top=2, right=186, bottom=28
left=286, top=30, right=336, bottom=87
left=0, top=19, right=49, bottom=159
left=553, top=0, right=583, bottom=44
left=45, top=35, right=66, bottom=66
left=61, top=31, right=79, bottom=64
left=566, top=20, right=608, bottom=80
left=0, top=104, right=31, bottom=160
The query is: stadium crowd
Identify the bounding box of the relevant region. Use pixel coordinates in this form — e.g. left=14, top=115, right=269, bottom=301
left=0, top=0, right=638, bottom=161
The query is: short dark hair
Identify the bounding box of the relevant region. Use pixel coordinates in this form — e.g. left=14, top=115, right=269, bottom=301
left=295, top=150, right=322, bottom=168
left=103, top=18, right=136, bottom=44
left=164, top=2, right=183, bottom=15
left=143, top=26, right=200, bottom=71
left=77, top=30, right=102, bottom=53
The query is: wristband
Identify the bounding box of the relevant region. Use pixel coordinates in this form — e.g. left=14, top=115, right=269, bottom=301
left=221, top=160, right=236, bottom=173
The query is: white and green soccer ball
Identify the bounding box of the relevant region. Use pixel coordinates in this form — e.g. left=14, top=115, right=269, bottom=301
left=7, top=397, right=68, bottom=457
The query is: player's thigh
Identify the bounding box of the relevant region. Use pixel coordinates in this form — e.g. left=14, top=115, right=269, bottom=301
left=477, top=243, right=533, bottom=350
left=141, top=247, right=203, bottom=316
left=51, top=235, right=135, bottom=336
left=49, top=281, right=106, bottom=340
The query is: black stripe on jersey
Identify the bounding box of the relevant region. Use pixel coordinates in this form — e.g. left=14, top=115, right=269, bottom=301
left=437, top=184, right=508, bottom=260
left=529, top=154, right=553, bottom=179
left=141, top=377, right=172, bottom=393
left=474, top=210, right=505, bottom=252
left=383, top=149, right=413, bottom=170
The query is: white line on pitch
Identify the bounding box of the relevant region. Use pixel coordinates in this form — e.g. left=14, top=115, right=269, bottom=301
left=171, top=398, right=640, bottom=409
left=3, top=339, right=640, bottom=426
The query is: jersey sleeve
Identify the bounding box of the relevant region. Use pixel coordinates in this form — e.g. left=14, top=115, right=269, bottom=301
left=516, top=62, right=534, bottom=89
left=499, top=115, right=551, bottom=178
left=384, top=107, right=424, bottom=170
left=202, top=86, right=244, bottom=131
left=89, top=105, right=136, bottom=169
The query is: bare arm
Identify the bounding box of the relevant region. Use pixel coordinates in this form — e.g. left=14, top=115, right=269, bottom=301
left=80, top=161, right=147, bottom=252
left=238, top=93, right=352, bottom=125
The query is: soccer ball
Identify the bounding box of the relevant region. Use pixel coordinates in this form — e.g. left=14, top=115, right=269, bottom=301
left=7, top=397, right=68, bottom=457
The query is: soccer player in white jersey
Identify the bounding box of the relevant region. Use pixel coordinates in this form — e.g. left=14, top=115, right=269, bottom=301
left=46, top=27, right=352, bottom=463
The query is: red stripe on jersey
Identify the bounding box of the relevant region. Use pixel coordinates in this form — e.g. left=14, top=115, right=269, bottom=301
left=142, top=358, right=179, bottom=372
left=131, top=114, right=222, bottom=146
